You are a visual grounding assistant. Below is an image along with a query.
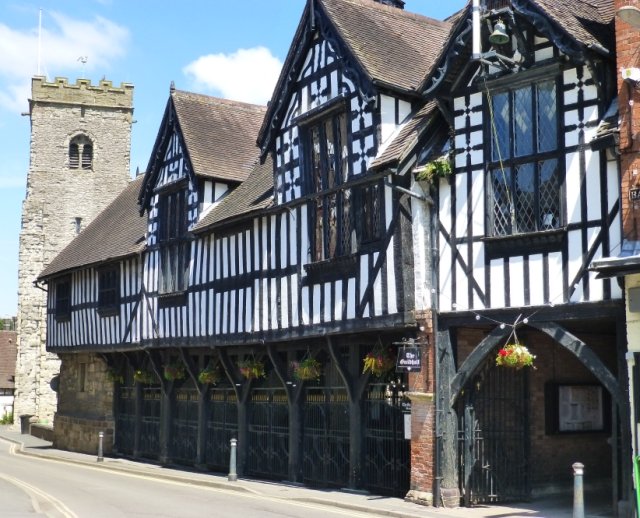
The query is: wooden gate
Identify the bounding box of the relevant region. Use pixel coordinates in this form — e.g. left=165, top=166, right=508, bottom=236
left=139, top=386, right=161, bottom=459
left=458, top=361, right=530, bottom=504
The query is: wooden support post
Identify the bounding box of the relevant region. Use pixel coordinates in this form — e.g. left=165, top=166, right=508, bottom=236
left=436, top=327, right=460, bottom=507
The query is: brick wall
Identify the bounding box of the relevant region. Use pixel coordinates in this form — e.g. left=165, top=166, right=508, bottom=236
left=616, top=0, right=640, bottom=239
left=406, top=310, right=435, bottom=505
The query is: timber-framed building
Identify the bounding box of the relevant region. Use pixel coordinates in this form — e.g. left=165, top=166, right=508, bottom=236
left=37, top=0, right=634, bottom=513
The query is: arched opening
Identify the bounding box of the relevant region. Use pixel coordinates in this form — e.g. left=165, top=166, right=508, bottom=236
left=69, top=135, right=93, bottom=170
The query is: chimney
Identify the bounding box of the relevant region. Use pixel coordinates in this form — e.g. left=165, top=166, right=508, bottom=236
left=616, top=0, right=640, bottom=240
left=373, top=0, right=405, bottom=8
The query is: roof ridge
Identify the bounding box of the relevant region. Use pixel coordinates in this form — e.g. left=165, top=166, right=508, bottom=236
left=321, top=0, right=451, bottom=26
left=172, top=89, right=267, bottom=112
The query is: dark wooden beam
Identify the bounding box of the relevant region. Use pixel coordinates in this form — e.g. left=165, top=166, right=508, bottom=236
left=528, top=322, right=622, bottom=405
left=449, top=325, right=512, bottom=407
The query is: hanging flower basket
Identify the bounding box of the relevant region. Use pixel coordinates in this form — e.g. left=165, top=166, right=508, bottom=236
left=292, top=357, right=322, bottom=381
left=363, top=345, right=396, bottom=377
left=106, top=366, right=124, bottom=384
left=133, top=369, right=155, bottom=385
left=198, top=364, right=222, bottom=385
left=238, top=358, right=266, bottom=380
left=496, top=343, right=536, bottom=370
left=163, top=362, right=186, bottom=381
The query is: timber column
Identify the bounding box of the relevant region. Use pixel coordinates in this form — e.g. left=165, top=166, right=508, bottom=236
left=14, top=76, right=133, bottom=425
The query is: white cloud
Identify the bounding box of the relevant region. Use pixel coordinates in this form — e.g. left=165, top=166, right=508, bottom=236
left=183, top=47, right=282, bottom=105
left=0, top=11, right=129, bottom=113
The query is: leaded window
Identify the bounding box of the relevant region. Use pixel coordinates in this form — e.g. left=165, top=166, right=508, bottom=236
left=55, top=277, right=71, bottom=320
left=306, top=111, right=353, bottom=261
left=488, top=79, right=562, bottom=236
left=158, top=189, right=189, bottom=294
left=98, top=266, right=120, bottom=313
left=358, top=181, right=383, bottom=244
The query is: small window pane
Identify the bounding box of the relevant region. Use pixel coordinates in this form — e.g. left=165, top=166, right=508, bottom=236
left=514, top=87, right=533, bottom=157
left=515, top=163, right=535, bottom=233
left=491, top=168, right=514, bottom=236
left=492, top=93, right=510, bottom=161
left=537, top=81, right=557, bottom=153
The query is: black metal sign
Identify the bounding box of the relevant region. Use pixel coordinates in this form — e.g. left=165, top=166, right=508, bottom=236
left=630, top=187, right=640, bottom=201
left=396, top=346, right=421, bottom=372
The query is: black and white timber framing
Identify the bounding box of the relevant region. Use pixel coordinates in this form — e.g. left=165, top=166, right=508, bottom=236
left=45, top=2, right=421, bottom=356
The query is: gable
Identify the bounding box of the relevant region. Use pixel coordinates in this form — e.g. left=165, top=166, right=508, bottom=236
left=258, top=0, right=451, bottom=156
left=423, top=0, right=614, bottom=96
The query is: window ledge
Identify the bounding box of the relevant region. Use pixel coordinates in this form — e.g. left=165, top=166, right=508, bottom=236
left=483, top=228, right=565, bottom=259
left=304, top=254, right=358, bottom=283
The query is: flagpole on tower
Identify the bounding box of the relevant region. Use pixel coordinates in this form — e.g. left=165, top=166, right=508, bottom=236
left=37, top=8, right=42, bottom=75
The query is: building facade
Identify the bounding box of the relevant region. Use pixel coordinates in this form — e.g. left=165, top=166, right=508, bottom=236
left=14, top=77, right=133, bottom=424
left=35, top=0, right=633, bottom=514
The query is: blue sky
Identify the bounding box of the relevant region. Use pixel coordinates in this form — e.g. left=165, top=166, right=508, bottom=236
left=0, top=0, right=467, bottom=317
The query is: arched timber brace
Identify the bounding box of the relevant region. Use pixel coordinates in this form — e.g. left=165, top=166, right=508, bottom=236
left=448, top=325, right=512, bottom=407
left=528, top=322, right=623, bottom=406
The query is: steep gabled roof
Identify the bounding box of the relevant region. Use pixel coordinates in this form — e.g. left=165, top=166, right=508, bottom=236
left=422, top=0, right=615, bottom=95
left=321, top=0, right=452, bottom=92
left=529, top=0, right=614, bottom=54
left=258, top=0, right=452, bottom=152
left=193, top=156, right=275, bottom=232
left=39, top=176, right=146, bottom=280
left=171, top=90, right=266, bottom=182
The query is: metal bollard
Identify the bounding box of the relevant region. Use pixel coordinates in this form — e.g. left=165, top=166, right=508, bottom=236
left=97, top=431, right=104, bottom=463
left=228, top=438, right=238, bottom=481
left=572, top=462, right=584, bottom=518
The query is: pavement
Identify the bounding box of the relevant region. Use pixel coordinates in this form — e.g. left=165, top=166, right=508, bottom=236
left=0, top=425, right=613, bottom=518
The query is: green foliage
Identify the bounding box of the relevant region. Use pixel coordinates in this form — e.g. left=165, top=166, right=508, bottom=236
left=0, top=412, right=13, bottom=425
left=415, top=155, right=453, bottom=183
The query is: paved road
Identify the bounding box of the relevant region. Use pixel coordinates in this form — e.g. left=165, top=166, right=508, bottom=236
left=0, top=438, right=384, bottom=518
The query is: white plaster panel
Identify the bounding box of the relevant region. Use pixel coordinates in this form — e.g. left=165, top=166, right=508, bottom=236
left=312, top=285, right=321, bottom=325
left=439, top=181, right=452, bottom=231
left=585, top=150, right=601, bottom=221
left=509, top=256, right=525, bottom=307
left=528, top=254, right=545, bottom=306
left=334, top=280, right=342, bottom=321
left=347, top=278, right=356, bottom=320
left=455, top=243, right=469, bottom=311
left=565, top=152, right=582, bottom=224
left=373, top=252, right=382, bottom=316
left=299, top=285, right=309, bottom=325
left=455, top=172, right=469, bottom=239
left=583, top=83, right=598, bottom=102
left=471, top=168, right=485, bottom=236
left=453, top=96, right=466, bottom=112
left=380, top=94, right=396, bottom=145
left=567, top=230, right=583, bottom=299
left=472, top=242, right=485, bottom=309
left=490, top=259, right=505, bottom=308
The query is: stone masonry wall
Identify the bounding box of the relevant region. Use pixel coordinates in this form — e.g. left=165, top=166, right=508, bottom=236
left=53, top=353, right=115, bottom=454
left=14, top=76, right=132, bottom=425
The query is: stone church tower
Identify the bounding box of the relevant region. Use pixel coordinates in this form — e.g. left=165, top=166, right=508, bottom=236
left=14, top=76, right=133, bottom=424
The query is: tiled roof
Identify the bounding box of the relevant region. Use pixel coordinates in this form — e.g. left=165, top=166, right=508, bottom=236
left=319, top=0, right=453, bottom=92
left=370, top=101, right=439, bottom=170
left=193, top=156, right=275, bottom=232
left=39, top=176, right=146, bottom=280
left=172, top=90, right=266, bottom=183
left=258, top=0, right=453, bottom=149
left=0, top=331, right=17, bottom=390
left=530, top=0, right=615, bottom=54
